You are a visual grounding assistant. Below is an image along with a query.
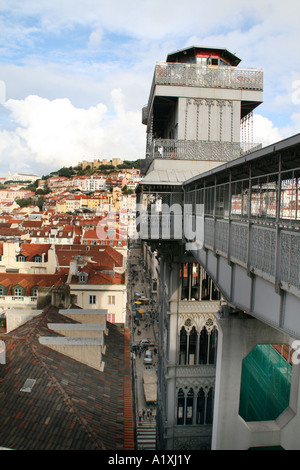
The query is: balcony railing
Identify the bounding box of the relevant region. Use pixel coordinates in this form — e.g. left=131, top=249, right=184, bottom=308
left=154, top=63, right=263, bottom=91
left=146, top=139, right=261, bottom=162
left=0, top=295, right=38, bottom=305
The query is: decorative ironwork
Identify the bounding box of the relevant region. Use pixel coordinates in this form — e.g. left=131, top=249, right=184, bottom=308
left=147, top=138, right=261, bottom=162
left=154, top=63, right=263, bottom=91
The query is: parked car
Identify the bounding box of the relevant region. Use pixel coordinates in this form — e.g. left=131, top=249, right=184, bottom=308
left=143, top=349, right=153, bottom=365
left=139, top=339, right=151, bottom=347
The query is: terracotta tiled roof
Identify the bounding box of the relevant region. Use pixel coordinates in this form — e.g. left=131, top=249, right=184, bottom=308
left=19, top=243, right=51, bottom=261
left=55, top=244, right=123, bottom=269
left=0, top=273, right=67, bottom=295
left=0, top=306, right=134, bottom=450
left=71, top=269, right=125, bottom=285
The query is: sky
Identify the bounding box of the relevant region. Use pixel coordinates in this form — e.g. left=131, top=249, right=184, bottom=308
left=0, top=0, right=299, bottom=177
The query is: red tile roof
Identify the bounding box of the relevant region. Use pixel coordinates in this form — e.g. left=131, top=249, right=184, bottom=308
left=0, top=273, right=67, bottom=295
left=0, top=306, right=134, bottom=450
left=19, top=243, right=51, bottom=261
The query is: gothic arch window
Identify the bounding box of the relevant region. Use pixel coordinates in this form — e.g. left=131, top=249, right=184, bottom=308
left=196, top=388, right=205, bottom=424
left=186, top=388, right=194, bottom=425
left=188, top=327, right=197, bottom=365
left=179, top=327, right=187, bottom=365
left=177, top=388, right=185, bottom=425
left=179, top=320, right=218, bottom=366
left=177, top=388, right=195, bottom=426
left=199, top=327, right=209, bottom=364
left=196, top=387, right=214, bottom=424
left=209, top=326, right=218, bottom=364
left=199, top=325, right=218, bottom=365
left=206, top=387, right=214, bottom=424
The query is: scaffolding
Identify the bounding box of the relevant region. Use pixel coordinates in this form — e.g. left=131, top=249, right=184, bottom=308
left=239, top=344, right=292, bottom=422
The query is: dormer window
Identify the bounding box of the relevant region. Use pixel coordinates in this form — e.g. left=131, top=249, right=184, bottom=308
left=32, top=287, right=38, bottom=297
left=13, top=287, right=23, bottom=297
left=33, top=255, right=42, bottom=262
left=16, top=255, right=26, bottom=262
left=78, top=272, right=88, bottom=283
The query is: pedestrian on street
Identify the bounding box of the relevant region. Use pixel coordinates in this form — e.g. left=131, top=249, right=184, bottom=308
left=139, top=411, right=142, bottom=423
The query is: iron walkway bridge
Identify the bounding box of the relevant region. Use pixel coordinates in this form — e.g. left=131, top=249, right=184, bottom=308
left=138, top=133, right=300, bottom=339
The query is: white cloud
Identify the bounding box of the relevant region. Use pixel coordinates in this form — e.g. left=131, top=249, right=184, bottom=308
left=0, top=0, right=299, bottom=175
left=88, top=28, right=103, bottom=49
left=253, top=114, right=282, bottom=147
left=0, top=92, right=145, bottom=175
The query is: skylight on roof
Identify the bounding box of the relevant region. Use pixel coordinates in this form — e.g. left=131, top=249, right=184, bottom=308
left=20, top=378, right=36, bottom=393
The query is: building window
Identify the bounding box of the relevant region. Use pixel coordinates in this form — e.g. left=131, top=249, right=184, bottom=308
left=32, top=287, right=38, bottom=297
left=89, top=295, right=96, bottom=305
left=178, top=323, right=218, bottom=365
left=186, top=388, right=194, bottom=425
left=0, top=287, right=3, bottom=295
left=199, top=328, right=209, bottom=364
left=34, top=255, right=42, bottom=262
left=177, top=386, right=214, bottom=426
left=196, top=387, right=214, bottom=425
left=177, top=389, right=185, bottom=425
left=179, top=327, right=187, bottom=365
left=16, top=255, right=26, bottom=262
left=13, top=287, right=22, bottom=297
left=79, top=273, right=88, bottom=283
left=107, top=313, right=115, bottom=323
left=108, top=295, right=115, bottom=305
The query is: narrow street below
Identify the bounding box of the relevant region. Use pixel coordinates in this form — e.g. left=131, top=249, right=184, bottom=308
left=127, top=244, right=158, bottom=450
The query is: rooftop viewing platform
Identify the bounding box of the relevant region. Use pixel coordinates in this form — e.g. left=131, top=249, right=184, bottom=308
left=142, top=63, right=263, bottom=124
left=153, top=62, right=263, bottom=91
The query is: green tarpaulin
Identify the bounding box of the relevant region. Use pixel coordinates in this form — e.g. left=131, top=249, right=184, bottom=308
left=239, top=344, right=292, bottom=422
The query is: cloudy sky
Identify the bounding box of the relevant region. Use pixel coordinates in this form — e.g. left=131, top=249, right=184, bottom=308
left=0, top=0, right=299, bottom=177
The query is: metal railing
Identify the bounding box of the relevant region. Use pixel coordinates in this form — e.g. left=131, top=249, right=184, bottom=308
left=139, top=139, right=300, bottom=295
left=0, top=295, right=38, bottom=304
left=154, top=63, right=263, bottom=91
left=146, top=139, right=261, bottom=162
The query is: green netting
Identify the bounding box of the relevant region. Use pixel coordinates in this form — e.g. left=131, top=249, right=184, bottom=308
left=239, top=344, right=292, bottom=422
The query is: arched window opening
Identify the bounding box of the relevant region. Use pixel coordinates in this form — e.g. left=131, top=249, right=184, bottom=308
left=199, top=328, right=208, bottom=364
left=206, top=387, right=214, bottom=424
left=196, top=387, right=214, bottom=425
left=196, top=388, right=205, bottom=424
left=188, top=327, right=197, bottom=365
left=186, top=388, right=194, bottom=425
left=179, top=327, right=187, bottom=365
left=209, top=327, right=218, bottom=364
left=177, top=389, right=185, bottom=425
